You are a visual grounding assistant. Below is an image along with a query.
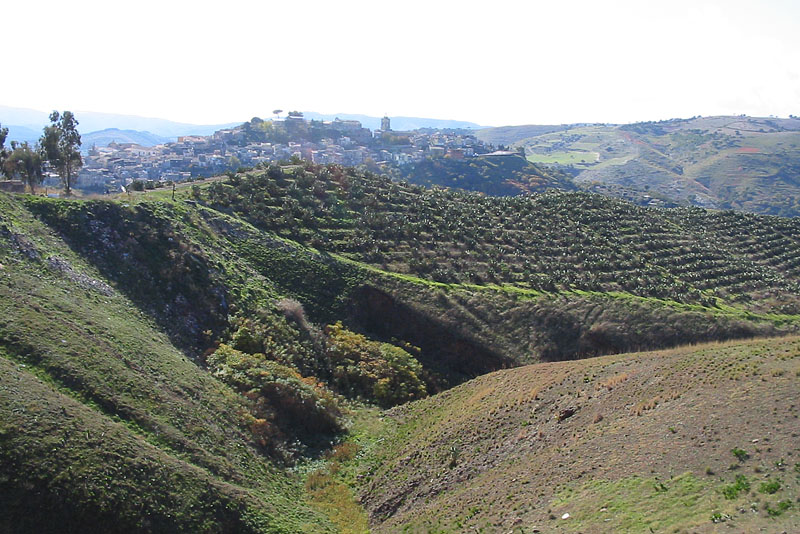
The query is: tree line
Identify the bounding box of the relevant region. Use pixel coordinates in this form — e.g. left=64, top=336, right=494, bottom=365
left=0, top=111, right=82, bottom=195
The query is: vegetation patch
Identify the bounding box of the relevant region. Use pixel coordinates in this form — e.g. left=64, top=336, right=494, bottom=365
left=552, top=473, right=719, bottom=532
left=722, top=474, right=750, bottom=499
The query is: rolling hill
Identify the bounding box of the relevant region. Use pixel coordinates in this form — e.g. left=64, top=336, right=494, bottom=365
left=2, top=124, right=41, bottom=144
left=475, top=124, right=573, bottom=147
left=1, top=160, right=800, bottom=531
left=477, top=116, right=800, bottom=217
left=356, top=336, right=800, bottom=533
left=0, top=194, right=336, bottom=533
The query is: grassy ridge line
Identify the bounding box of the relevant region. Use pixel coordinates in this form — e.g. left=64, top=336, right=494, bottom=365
left=14, top=192, right=798, bottom=369
left=91, top=194, right=800, bottom=368
left=0, top=194, right=334, bottom=532
left=184, top=201, right=797, bottom=370
left=203, top=205, right=800, bottom=329
left=332, top=250, right=800, bottom=325
left=104, top=191, right=800, bottom=328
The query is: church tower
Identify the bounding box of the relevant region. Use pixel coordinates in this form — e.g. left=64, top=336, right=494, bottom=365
left=381, top=115, right=391, bottom=131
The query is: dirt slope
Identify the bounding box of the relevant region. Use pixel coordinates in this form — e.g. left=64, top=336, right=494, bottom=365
left=357, top=336, right=800, bottom=533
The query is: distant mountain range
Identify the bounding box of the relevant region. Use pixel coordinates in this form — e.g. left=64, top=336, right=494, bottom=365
left=2, top=124, right=41, bottom=145
left=0, top=105, right=241, bottom=143
left=1, top=105, right=484, bottom=150
left=81, top=129, right=172, bottom=150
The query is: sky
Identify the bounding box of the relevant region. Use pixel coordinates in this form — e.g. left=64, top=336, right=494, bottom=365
left=3, top=0, right=800, bottom=127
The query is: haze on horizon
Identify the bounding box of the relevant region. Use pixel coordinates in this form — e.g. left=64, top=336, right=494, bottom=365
left=4, top=0, right=800, bottom=128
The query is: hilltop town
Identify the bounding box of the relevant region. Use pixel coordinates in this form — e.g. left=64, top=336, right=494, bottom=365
left=75, top=114, right=495, bottom=193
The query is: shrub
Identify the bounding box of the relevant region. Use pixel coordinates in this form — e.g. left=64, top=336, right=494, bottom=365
left=227, top=310, right=319, bottom=373
left=324, top=321, right=427, bottom=407
left=766, top=500, right=792, bottom=517
left=710, top=512, right=730, bottom=523
left=722, top=474, right=750, bottom=499
left=758, top=479, right=781, bottom=494
left=208, top=343, right=342, bottom=460
left=731, top=447, right=749, bottom=462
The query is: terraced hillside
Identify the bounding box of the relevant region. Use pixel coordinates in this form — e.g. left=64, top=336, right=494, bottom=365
left=200, top=162, right=800, bottom=313
left=477, top=116, right=800, bottom=217
left=356, top=336, right=800, bottom=533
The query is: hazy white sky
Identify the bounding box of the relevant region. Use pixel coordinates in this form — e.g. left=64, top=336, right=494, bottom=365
left=4, top=0, right=800, bottom=126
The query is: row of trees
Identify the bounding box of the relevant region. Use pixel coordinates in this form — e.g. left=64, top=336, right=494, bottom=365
left=0, top=111, right=82, bottom=194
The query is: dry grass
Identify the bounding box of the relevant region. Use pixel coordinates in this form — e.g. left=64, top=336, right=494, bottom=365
left=631, top=389, right=682, bottom=416
left=598, top=371, right=632, bottom=390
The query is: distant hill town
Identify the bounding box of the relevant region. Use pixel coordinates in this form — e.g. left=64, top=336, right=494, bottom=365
left=74, top=114, right=496, bottom=193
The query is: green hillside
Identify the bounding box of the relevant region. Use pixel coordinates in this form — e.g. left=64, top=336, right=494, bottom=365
left=2, top=160, right=800, bottom=531
left=477, top=116, right=800, bottom=217
left=199, top=163, right=800, bottom=313
left=0, top=195, right=335, bottom=533
left=356, top=336, right=800, bottom=533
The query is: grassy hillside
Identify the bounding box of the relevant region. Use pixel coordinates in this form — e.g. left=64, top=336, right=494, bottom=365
left=0, top=194, right=335, bottom=533
left=2, top=158, right=800, bottom=531
left=475, top=124, right=572, bottom=147
left=479, top=116, right=800, bottom=217
left=356, top=336, right=800, bottom=533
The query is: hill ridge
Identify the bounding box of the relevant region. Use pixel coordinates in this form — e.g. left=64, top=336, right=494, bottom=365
left=477, top=115, right=800, bottom=216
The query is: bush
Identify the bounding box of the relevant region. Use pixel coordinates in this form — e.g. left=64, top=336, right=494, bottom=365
left=208, top=344, right=342, bottom=460
left=731, top=447, right=749, bottom=462
left=228, top=308, right=320, bottom=373
left=766, top=500, right=792, bottom=517
left=758, top=479, right=781, bottom=494
left=324, top=321, right=427, bottom=407
left=722, top=474, right=750, bottom=499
